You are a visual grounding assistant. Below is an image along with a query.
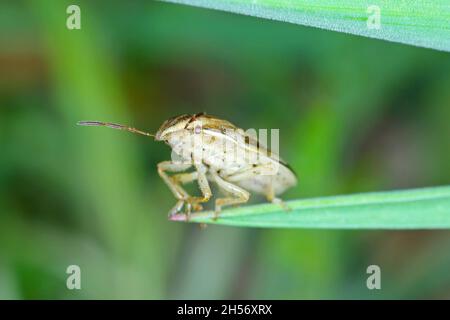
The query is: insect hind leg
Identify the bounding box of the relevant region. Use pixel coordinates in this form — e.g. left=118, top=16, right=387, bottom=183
left=225, top=164, right=291, bottom=211
left=266, top=183, right=291, bottom=212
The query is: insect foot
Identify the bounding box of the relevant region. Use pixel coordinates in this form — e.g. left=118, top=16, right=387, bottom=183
left=272, top=198, right=292, bottom=212
left=168, top=200, right=185, bottom=218
left=191, top=202, right=203, bottom=212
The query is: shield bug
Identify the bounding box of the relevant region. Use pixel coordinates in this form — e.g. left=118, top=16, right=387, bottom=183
left=78, top=113, right=297, bottom=219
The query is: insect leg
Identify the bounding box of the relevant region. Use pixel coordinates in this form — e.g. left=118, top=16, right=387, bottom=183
left=184, top=164, right=212, bottom=216
left=157, top=161, right=192, bottom=216
left=171, top=171, right=198, bottom=184
left=265, top=182, right=291, bottom=212
left=226, top=164, right=291, bottom=211
left=170, top=171, right=204, bottom=212
left=210, top=170, right=250, bottom=219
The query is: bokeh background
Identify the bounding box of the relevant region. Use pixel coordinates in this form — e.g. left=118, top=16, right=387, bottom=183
left=1, top=1, right=449, bottom=299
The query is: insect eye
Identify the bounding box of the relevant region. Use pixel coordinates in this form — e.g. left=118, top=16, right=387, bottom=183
left=194, top=125, right=202, bottom=134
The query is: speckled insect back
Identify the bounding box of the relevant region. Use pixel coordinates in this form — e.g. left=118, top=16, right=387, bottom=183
left=78, top=113, right=297, bottom=219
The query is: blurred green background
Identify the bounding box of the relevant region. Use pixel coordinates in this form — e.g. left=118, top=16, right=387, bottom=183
left=1, top=0, right=449, bottom=299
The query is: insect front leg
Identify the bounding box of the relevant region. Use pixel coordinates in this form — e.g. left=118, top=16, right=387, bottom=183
left=170, top=171, right=204, bottom=212
left=157, top=161, right=192, bottom=216
left=210, top=170, right=250, bottom=220
left=184, top=164, right=212, bottom=217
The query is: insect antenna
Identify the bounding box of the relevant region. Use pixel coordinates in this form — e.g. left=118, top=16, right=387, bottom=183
left=77, top=120, right=155, bottom=138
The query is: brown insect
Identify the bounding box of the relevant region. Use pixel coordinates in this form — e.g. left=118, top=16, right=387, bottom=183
left=78, top=113, right=297, bottom=219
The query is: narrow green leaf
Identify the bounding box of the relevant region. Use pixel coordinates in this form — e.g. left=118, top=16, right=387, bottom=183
left=170, top=185, right=450, bottom=229
left=161, top=0, right=450, bottom=52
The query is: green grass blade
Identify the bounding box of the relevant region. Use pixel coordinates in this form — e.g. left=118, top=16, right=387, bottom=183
left=170, top=185, right=450, bottom=229
left=161, top=0, right=450, bottom=52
